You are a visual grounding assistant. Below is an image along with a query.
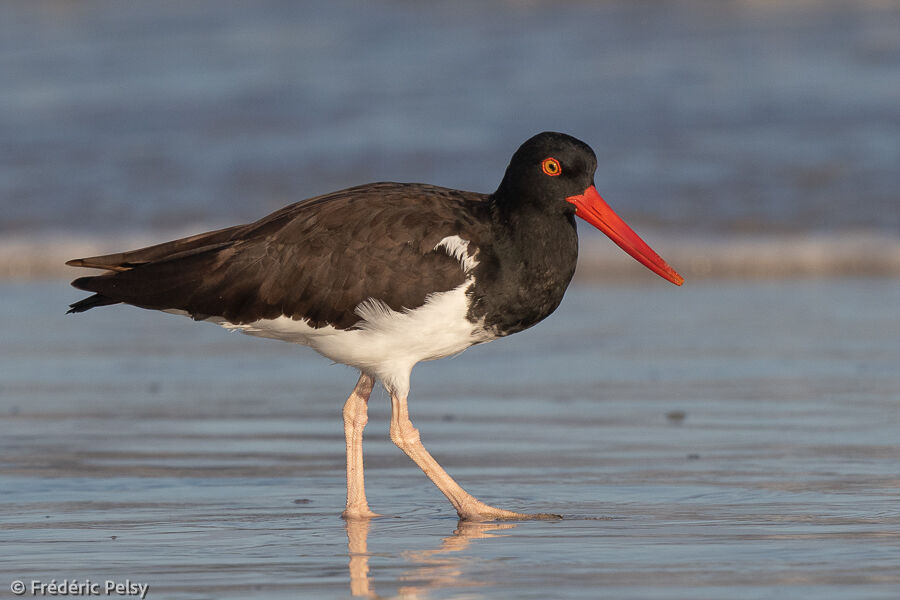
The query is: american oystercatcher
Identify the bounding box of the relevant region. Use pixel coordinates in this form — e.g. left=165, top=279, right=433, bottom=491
left=67, top=132, right=683, bottom=520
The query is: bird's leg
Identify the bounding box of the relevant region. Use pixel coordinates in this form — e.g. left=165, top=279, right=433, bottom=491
left=342, top=372, right=379, bottom=519
left=389, top=392, right=532, bottom=521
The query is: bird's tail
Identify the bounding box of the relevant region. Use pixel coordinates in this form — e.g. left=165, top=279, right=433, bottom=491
left=66, top=292, right=120, bottom=314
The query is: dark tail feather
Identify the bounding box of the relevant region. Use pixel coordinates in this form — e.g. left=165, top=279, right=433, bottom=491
left=67, top=294, right=120, bottom=314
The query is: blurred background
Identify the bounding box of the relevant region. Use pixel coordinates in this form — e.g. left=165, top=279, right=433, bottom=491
left=3, top=4, right=900, bottom=596
left=1, top=0, right=898, bottom=279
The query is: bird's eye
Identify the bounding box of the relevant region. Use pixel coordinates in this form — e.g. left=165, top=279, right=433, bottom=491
left=541, top=157, right=561, bottom=176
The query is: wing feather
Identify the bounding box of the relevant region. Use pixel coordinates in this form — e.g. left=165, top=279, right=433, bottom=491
left=67, top=183, right=490, bottom=329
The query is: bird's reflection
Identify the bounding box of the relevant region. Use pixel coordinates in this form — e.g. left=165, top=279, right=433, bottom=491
left=346, top=518, right=377, bottom=597
left=345, top=518, right=516, bottom=598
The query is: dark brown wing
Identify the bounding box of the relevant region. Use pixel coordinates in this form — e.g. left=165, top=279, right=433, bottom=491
left=68, top=183, right=490, bottom=329
left=65, top=226, right=245, bottom=272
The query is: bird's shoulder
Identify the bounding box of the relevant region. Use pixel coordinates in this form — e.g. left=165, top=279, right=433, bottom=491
left=246, top=182, right=491, bottom=248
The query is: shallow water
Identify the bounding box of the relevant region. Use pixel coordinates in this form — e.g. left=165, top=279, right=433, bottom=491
left=2, top=279, right=899, bottom=598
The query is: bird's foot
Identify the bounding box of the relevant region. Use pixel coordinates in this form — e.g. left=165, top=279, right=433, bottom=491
left=456, top=500, right=561, bottom=522
left=342, top=506, right=382, bottom=520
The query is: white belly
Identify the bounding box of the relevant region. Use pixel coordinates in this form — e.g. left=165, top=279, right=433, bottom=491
left=206, top=282, right=495, bottom=397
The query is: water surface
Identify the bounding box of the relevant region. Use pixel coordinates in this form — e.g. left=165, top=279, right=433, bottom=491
left=1, top=0, right=898, bottom=238
left=2, top=279, right=899, bottom=598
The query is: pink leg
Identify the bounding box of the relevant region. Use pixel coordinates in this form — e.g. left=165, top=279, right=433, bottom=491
left=389, top=392, right=554, bottom=521
left=342, top=373, right=379, bottom=519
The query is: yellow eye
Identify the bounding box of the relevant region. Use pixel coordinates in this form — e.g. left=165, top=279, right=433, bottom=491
left=542, top=157, right=561, bottom=176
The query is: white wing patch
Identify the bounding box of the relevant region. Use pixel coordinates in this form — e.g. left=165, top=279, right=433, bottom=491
left=435, top=235, right=478, bottom=274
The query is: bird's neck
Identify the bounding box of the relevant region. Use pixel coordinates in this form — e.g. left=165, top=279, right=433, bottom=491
left=469, top=193, right=579, bottom=338
left=489, top=192, right=577, bottom=245
left=486, top=192, right=579, bottom=284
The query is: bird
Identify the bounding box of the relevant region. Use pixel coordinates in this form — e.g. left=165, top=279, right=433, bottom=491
left=67, top=131, right=683, bottom=521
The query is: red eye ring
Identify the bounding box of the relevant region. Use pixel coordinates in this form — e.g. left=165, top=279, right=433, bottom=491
left=542, top=157, right=561, bottom=176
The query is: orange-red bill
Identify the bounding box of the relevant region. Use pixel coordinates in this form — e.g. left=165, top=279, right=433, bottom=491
left=566, top=185, right=684, bottom=286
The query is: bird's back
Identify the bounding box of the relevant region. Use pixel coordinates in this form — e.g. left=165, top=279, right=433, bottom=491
left=68, top=182, right=492, bottom=330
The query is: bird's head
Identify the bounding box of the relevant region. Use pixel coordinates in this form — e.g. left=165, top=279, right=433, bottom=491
left=495, top=131, right=683, bottom=286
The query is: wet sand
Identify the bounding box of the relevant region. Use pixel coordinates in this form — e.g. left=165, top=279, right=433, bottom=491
left=2, top=279, right=899, bottom=599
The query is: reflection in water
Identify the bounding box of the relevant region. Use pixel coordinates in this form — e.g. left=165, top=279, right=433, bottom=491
left=345, top=519, right=516, bottom=598
left=346, top=518, right=376, bottom=597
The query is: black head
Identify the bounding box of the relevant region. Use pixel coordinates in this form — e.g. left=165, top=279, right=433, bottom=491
left=493, top=131, right=684, bottom=286
left=493, top=131, right=598, bottom=212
